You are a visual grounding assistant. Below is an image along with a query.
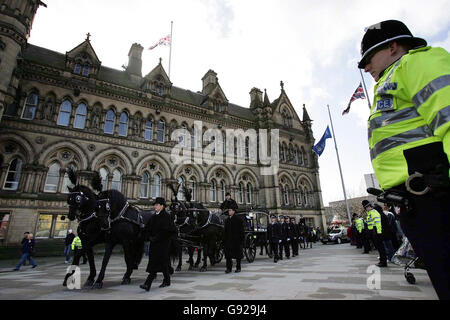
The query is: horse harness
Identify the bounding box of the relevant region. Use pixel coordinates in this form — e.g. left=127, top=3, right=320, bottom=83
left=98, top=199, right=145, bottom=231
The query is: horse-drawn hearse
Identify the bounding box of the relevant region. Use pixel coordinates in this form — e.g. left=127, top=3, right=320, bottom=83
left=234, top=210, right=272, bottom=263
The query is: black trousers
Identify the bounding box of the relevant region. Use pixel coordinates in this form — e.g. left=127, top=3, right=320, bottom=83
left=270, top=241, right=279, bottom=260
left=291, top=238, right=299, bottom=255
left=279, top=240, right=290, bottom=258
left=226, top=258, right=241, bottom=270
left=399, top=191, right=450, bottom=300
left=355, top=231, right=363, bottom=248
left=362, top=230, right=371, bottom=253
left=372, top=231, right=387, bottom=264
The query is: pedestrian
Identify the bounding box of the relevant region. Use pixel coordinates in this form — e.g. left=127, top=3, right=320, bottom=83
left=223, top=206, right=245, bottom=273
left=268, top=215, right=281, bottom=263
left=373, top=204, right=396, bottom=263
left=354, top=214, right=364, bottom=249
left=64, top=229, right=75, bottom=264
left=282, top=216, right=291, bottom=259
left=358, top=19, right=450, bottom=299
left=20, top=232, right=30, bottom=266
left=14, top=233, right=37, bottom=271
left=140, top=197, right=177, bottom=291
left=278, top=215, right=286, bottom=259
left=362, top=200, right=387, bottom=267
left=289, top=217, right=299, bottom=257
left=220, top=192, right=238, bottom=214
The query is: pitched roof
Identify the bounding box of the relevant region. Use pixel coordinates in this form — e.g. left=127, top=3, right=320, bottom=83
left=22, top=43, right=256, bottom=122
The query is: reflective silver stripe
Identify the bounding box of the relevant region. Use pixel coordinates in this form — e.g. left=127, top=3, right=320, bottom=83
left=370, top=125, right=433, bottom=160
left=368, top=107, right=420, bottom=140
left=412, top=75, right=450, bottom=108
left=430, top=105, right=450, bottom=132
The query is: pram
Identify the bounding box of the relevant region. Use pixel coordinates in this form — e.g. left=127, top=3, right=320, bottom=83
left=391, top=237, right=425, bottom=284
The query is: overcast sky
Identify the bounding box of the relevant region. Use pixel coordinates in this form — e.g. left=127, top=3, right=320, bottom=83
left=29, top=0, right=450, bottom=206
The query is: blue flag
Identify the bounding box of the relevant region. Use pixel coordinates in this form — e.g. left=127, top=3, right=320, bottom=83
left=312, top=126, right=332, bottom=156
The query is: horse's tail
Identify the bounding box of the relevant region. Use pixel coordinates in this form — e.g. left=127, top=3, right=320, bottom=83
left=170, top=237, right=181, bottom=261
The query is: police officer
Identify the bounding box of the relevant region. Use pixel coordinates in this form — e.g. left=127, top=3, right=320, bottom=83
left=354, top=213, right=364, bottom=249
left=289, top=217, right=299, bottom=257
left=282, top=216, right=291, bottom=259
left=362, top=200, right=387, bottom=267
left=267, top=215, right=281, bottom=262
left=359, top=20, right=450, bottom=299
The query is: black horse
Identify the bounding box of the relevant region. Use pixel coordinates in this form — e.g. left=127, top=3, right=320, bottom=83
left=93, top=187, right=153, bottom=289
left=63, top=170, right=106, bottom=287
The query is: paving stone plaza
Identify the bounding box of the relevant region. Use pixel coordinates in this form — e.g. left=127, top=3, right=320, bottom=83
left=0, top=243, right=437, bottom=300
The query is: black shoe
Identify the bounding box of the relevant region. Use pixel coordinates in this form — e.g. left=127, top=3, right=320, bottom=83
left=279, top=257, right=283, bottom=260
left=274, top=259, right=278, bottom=263
left=159, top=280, right=170, bottom=288
left=376, top=262, right=387, bottom=267
left=140, top=284, right=151, bottom=291
left=235, top=268, right=241, bottom=273
left=31, top=265, right=37, bottom=269
left=225, top=269, right=232, bottom=274
left=362, top=251, right=369, bottom=254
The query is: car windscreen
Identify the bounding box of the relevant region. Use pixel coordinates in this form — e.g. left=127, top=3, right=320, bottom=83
left=330, top=230, right=341, bottom=234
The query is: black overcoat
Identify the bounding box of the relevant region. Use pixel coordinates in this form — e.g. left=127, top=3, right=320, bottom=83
left=146, top=208, right=177, bottom=273
left=224, top=215, right=245, bottom=259
left=268, top=222, right=282, bottom=243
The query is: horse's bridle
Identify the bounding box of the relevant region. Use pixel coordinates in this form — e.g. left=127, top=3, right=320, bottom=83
left=97, top=198, right=133, bottom=231
left=68, top=191, right=98, bottom=224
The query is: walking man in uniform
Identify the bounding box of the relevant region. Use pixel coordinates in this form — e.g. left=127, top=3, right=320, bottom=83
left=268, top=215, right=281, bottom=263
left=359, top=19, right=450, bottom=299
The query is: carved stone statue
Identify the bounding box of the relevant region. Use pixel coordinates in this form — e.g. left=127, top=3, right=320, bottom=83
left=43, top=99, right=54, bottom=121
left=90, top=107, right=101, bottom=129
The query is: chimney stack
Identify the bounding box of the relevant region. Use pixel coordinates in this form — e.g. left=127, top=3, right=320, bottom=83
left=126, top=43, right=143, bottom=81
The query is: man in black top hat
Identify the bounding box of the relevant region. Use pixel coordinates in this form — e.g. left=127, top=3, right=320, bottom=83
left=224, top=207, right=245, bottom=273
left=220, top=192, right=238, bottom=214
left=140, top=197, right=177, bottom=291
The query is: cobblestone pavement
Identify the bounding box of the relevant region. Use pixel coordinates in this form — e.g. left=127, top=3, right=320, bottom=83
left=0, top=242, right=438, bottom=300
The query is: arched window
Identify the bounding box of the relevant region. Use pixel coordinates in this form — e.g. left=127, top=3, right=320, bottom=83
left=118, top=112, right=129, bottom=137
left=82, top=65, right=89, bottom=77
left=61, top=164, right=77, bottom=194
left=144, top=120, right=153, bottom=141
left=218, top=180, right=225, bottom=202
left=246, top=183, right=252, bottom=204
left=283, top=185, right=289, bottom=205
left=140, top=172, right=150, bottom=198
left=3, top=158, right=22, bottom=190
left=245, top=137, right=250, bottom=159
left=294, top=147, right=299, bottom=165
left=209, top=180, right=217, bottom=202
left=297, top=190, right=303, bottom=205
left=44, top=162, right=61, bottom=193
left=111, top=169, right=122, bottom=191
left=74, top=103, right=87, bottom=129
left=189, top=177, right=196, bottom=201
left=177, top=176, right=185, bottom=201
left=22, top=93, right=38, bottom=120
left=99, top=167, right=108, bottom=191
left=74, top=63, right=81, bottom=74
left=57, top=100, right=72, bottom=126
left=151, top=173, right=161, bottom=198
left=104, top=109, right=115, bottom=134
left=157, top=120, right=165, bottom=143
left=238, top=183, right=244, bottom=204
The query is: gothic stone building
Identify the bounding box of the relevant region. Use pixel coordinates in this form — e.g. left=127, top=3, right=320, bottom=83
left=0, top=0, right=326, bottom=245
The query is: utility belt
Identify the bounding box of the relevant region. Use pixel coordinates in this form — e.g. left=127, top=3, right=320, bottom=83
left=369, top=142, right=450, bottom=210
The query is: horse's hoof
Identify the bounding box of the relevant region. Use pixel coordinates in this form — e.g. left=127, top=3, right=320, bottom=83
left=176, top=266, right=181, bottom=272
left=92, top=282, right=103, bottom=289
left=133, top=264, right=139, bottom=270
left=200, top=267, right=207, bottom=272
left=84, top=279, right=94, bottom=287
left=121, top=278, right=131, bottom=285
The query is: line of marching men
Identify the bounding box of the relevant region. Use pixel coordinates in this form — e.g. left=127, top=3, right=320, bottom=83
left=266, top=215, right=319, bottom=263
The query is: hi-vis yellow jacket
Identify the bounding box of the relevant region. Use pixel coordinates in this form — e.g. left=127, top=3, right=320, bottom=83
left=71, top=236, right=82, bottom=250
left=368, top=46, right=450, bottom=190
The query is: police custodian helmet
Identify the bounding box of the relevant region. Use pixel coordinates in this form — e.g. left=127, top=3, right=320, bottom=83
left=358, top=20, right=427, bottom=69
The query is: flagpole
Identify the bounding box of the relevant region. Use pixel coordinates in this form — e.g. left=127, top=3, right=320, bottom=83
left=359, top=69, right=372, bottom=109
left=327, top=104, right=352, bottom=224
left=168, top=21, right=173, bottom=79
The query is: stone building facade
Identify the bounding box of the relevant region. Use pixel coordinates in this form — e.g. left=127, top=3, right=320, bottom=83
left=0, top=0, right=326, bottom=245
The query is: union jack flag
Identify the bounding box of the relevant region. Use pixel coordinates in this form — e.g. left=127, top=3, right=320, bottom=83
left=148, top=35, right=171, bottom=50
left=342, top=82, right=366, bottom=115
